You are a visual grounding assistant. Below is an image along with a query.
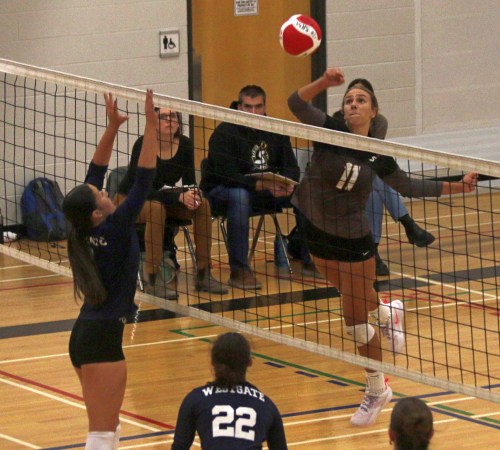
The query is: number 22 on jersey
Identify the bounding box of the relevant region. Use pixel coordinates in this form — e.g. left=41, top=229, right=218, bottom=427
left=212, top=405, right=257, bottom=441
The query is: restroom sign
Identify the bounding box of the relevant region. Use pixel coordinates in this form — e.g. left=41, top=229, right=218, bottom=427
left=159, top=30, right=180, bottom=58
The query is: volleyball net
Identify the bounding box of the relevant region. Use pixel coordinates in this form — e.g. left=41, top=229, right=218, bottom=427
left=1, top=59, right=498, bottom=403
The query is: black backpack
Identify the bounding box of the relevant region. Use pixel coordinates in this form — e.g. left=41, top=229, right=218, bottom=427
left=21, top=177, right=69, bottom=241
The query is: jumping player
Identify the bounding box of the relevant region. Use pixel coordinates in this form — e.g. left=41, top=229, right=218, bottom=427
left=62, top=90, right=158, bottom=449
left=288, top=68, right=477, bottom=427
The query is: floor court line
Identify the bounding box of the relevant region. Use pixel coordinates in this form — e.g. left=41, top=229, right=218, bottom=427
left=4, top=365, right=497, bottom=450
left=0, top=372, right=169, bottom=432
left=3, top=339, right=496, bottom=432
left=0, top=433, right=41, bottom=449
left=0, top=273, right=69, bottom=283
left=40, top=411, right=488, bottom=450
left=2, top=302, right=497, bottom=437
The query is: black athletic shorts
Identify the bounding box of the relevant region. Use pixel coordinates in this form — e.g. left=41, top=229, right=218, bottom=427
left=69, top=318, right=126, bottom=368
left=303, top=219, right=375, bottom=263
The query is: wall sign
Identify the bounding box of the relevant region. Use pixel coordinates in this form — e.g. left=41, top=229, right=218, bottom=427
left=159, top=30, right=180, bottom=58
left=234, top=0, right=258, bottom=16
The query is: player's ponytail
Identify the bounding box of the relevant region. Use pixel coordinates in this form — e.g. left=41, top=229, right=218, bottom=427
left=63, top=184, right=107, bottom=305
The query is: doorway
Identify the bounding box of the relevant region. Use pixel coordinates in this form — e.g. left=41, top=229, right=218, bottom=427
left=188, top=0, right=324, bottom=161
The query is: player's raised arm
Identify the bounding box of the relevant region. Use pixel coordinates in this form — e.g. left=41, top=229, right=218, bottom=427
left=137, top=89, right=159, bottom=169
left=92, top=93, right=128, bottom=166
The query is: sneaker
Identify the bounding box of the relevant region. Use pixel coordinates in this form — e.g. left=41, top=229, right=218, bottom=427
left=301, top=261, right=324, bottom=279
left=401, top=217, right=436, bottom=247
left=195, top=269, right=228, bottom=295
left=380, top=300, right=405, bottom=353
left=228, top=268, right=262, bottom=290
left=350, top=385, right=392, bottom=427
left=145, top=273, right=179, bottom=300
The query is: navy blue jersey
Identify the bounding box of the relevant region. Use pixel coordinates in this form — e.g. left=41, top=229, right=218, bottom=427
left=79, top=162, right=155, bottom=320
left=172, top=382, right=287, bottom=450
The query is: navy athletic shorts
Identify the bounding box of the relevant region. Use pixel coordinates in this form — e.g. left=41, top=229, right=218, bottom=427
left=303, top=219, right=375, bottom=263
left=69, top=318, right=126, bottom=368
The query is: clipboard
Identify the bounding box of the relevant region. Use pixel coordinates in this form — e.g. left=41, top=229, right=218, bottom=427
left=246, top=172, right=298, bottom=186
left=159, top=185, right=190, bottom=194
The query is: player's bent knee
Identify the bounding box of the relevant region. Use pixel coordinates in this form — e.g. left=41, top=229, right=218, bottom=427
left=345, top=323, right=375, bottom=346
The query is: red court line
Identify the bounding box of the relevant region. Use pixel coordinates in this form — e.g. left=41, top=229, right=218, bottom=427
left=380, top=283, right=499, bottom=315
left=0, top=368, right=175, bottom=429
left=0, top=280, right=73, bottom=291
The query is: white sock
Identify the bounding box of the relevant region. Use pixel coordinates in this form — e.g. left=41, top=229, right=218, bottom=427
left=376, top=301, right=391, bottom=325
left=366, top=371, right=386, bottom=396
left=114, top=423, right=121, bottom=449
left=85, top=431, right=115, bottom=450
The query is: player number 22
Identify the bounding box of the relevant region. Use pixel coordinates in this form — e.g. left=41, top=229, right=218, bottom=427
left=212, top=405, right=257, bottom=441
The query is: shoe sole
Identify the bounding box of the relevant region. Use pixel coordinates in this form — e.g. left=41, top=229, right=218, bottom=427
left=145, top=286, right=178, bottom=300
left=195, top=285, right=229, bottom=295
left=301, top=269, right=324, bottom=278
left=409, top=234, right=436, bottom=248
left=228, top=280, right=262, bottom=290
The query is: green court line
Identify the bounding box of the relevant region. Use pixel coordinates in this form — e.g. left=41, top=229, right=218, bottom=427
left=168, top=324, right=499, bottom=424
left=436, top=404, right=475, bottom=416
left=171, top=328, right=374, bottom=389
left=481, top=416, right=500, bottom=425
left=435, top=404, right=500, bottom=424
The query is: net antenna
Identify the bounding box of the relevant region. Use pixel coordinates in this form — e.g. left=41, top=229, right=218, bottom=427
left=1, top=58, right=499, bottom=404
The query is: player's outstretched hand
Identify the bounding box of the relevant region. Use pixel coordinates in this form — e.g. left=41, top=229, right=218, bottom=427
left=462, top=172, right=478, bottom=193
left=104, top=93, right=128, bottom=128
left=442, top=171, right=479, bottom=195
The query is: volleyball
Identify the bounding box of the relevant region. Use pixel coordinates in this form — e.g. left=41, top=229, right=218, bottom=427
left=279, top=14, right=322, bottom=57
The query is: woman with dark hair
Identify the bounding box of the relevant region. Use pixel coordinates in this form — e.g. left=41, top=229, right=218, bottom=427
left=389, top=397, right=434, bottom=449
left=117, top=107, right=227, bottom=299
left=63, top=90, right=158, bottom=449
left=172, top=332, right=287, bottom=449
left=288, top=68, right=477, bottom=427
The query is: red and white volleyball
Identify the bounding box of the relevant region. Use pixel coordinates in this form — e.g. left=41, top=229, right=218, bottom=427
left=279, top=14, right=322, bottom=57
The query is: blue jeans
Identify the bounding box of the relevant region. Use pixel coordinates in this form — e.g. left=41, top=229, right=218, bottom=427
left=365, top=176, right=408, bottom=244
left=206, top=186, right=302, bottom=271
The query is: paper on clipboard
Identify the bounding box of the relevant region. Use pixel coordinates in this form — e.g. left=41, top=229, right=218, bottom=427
left=159, top=185, right=190, bottom=194
left=246, top=172, right=298, bottom=186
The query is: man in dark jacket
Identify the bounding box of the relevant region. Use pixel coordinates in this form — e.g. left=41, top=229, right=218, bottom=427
left=200, top=85, right=315, bottom=290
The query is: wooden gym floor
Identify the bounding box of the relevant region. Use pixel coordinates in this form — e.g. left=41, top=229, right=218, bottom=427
left=0, top=194, right=499, bottom=449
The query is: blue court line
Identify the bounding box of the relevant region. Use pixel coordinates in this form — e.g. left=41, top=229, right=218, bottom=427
left=42, top=430, right=175, bottom=450
left=42, top=391, right=499, bottom=450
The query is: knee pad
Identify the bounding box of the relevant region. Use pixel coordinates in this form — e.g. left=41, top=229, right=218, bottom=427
left=346, top=323, right=375, bottom=346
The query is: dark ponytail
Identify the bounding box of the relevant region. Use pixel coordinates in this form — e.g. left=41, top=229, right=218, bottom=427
left=211, top=333, right=252, bottom=388
left=63, top=184, right=107, bottom=305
